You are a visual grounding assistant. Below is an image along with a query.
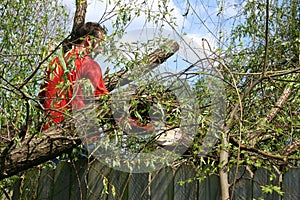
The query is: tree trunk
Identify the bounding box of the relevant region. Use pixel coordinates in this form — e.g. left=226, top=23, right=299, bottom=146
left=72, top=0, right=87, bottom=33
left=219, top=131, right=230, bottom=200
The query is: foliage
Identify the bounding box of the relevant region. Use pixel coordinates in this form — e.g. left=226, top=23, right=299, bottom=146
left=0, top=0, right=299, bottom=198
left=179, top=0, right=299, bottom=197
left=221, top=0, right=299, bottom=164
left=0, top=0, right=69, bottom=195
left=0, top=0, right=69, bottom=141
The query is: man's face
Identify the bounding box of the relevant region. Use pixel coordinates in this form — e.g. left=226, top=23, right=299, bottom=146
left=91, top=30, right=105, bottom=53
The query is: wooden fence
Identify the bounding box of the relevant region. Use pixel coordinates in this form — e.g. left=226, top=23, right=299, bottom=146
left=5, top=159, right=300, bottom=200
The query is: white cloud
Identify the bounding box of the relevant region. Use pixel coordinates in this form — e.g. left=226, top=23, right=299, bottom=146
left=61, top=0, right=220, bottom=67
left=119, top=28, right=208, bottom=68
left=62, top=0, right=185, bottom=31
left=223, top=0, right=240, bottom=18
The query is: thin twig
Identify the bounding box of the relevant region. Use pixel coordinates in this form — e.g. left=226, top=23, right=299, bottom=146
left=262, top=0, right=269, bottom=76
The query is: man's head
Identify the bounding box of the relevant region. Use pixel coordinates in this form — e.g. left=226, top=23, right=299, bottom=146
left=64, top=22, right=107, bottom=52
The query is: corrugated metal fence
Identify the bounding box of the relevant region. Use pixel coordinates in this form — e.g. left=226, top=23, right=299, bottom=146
left=7, top=160, right=300, bottom=199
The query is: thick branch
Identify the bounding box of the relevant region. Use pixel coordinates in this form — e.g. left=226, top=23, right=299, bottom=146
left=0, top=127, right=81, bottom=180
left=103, top=40, right=179, bottom=91
left=72, top=0, right=87, bottom=33
left=247, top=86, right=292, bottom=146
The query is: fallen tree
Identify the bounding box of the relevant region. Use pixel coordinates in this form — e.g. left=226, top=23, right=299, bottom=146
left=0, top=39, right=179, bottom=180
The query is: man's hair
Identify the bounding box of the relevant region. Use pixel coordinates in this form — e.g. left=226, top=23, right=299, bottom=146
left=63, top=22, right=107, bottom=52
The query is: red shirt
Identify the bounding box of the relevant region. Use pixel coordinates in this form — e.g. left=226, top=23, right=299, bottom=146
left=39, top=48, right=108, bottom=130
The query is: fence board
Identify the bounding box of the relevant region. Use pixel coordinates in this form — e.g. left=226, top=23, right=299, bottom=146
left=37, top=167, right=54, bottom=200
left=283, top=168, right=300, bottom=200
left=87, top=160, right=111, bottom=200
left=174, top=165, right=197, bottom=200
left=229, top=166, right=253, bottom=200
left=70, top=159, right=88, bottom=200
left=53, top=161, right=72, bottom=200
left=9, top=159, right=300, bottom=200
left=253, top=167, right=281, bottom=200
left=20, top=168, right=39, bottom=200
left=12, top=177, right=22, bottom=200
left=129, top=172, right=150, bottom=200
left=150, top=166, right=174, bottom=200
left=107, top=168, right=129, bottom=200
left=198, top=174, right=220, bottom=200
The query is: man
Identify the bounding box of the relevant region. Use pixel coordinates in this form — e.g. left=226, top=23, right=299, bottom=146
left=39, top=22, right=109, bottom=130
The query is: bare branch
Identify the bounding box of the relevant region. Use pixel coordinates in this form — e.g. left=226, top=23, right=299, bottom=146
left=247, top=86, right=292, bottom=146
left=263, top=0, right=269, bottom=76
left=281, top=140, right=300, bottom=156
left=104, top=39, right=179, bottom=91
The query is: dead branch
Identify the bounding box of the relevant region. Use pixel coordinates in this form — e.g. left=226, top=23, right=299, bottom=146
left=281, top=139, right=300, bottom=156
left=231, top=137, right=300, bottom=162
left=104, top=39, right=179, bottom=91
left=247, top=86, right=292, bottom=146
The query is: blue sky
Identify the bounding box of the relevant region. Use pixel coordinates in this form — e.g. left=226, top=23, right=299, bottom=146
left=61, top=0, right=231, bottom=141
left=62, top=0, right=240, bottom=46
left=63, top=1, right=238, bottom=32
left=61, top=0, right=241, bottom=78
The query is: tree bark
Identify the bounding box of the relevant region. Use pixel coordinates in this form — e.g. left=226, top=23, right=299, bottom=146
left=247, top=86, right=292, bottom=146
left=0, top=128, right=81, bottom=180
left=72, top=0, right=87, bottom=33
left=219, top=131, right=230, bottom=200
